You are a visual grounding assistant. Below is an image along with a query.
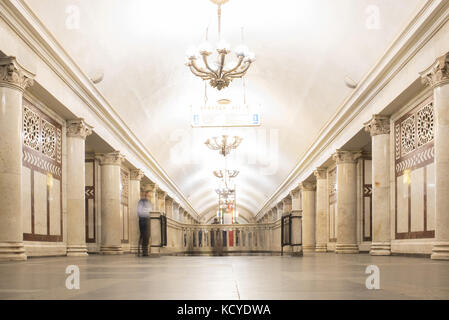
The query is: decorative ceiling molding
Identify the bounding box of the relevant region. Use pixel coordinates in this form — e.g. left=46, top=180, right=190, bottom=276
left=256, top=0, right=449, bottom=218
left=0, top=0, right=199, bottom=218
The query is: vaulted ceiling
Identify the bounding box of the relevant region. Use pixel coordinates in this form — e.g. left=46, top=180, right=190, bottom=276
left=26, top=0, right=424, bottom=219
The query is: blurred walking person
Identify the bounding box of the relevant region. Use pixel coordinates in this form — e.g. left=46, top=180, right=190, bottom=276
left=137, top=192, right=152, bottom=256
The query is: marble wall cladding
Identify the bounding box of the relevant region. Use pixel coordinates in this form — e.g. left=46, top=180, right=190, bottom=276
left=328, top=167, right=337, bottom=243
left=33, top=171, right=47, bottom=235
left=397, top=174, right=409, bottom=233
left=87, top=198, right=95, bottom=239
left=49, top=178, right=61, bottom=236
left=394, top=96, right=435, bottom=240
left=362, top=159, right=372, bottom=241
left=426, top=163, right=436, bottom=231
left=120, top=169, right=130, bottom=245
left=85, top=160, right=96, bottom=244
left=411, top=168, right=425, bottom=232
left=21, top=166, right=32, bottom=234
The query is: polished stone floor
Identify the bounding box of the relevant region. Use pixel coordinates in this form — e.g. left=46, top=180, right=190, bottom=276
left=0, top=253, right=448, bottom=300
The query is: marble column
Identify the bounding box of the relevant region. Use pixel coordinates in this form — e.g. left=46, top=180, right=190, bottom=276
left=421, top=52, right=449, bottom=260
left=333, top=150, right=361, bottom=254
left=364, top=115, right=391, bottom=256
left=301, top=181, right=316, bottom=252
left=0, top=57, right=34, bottom=261
left=99, top=151, right=125, bottom=254
left=165, top=197, right=173, bottom=219
left=66, top=119, right=93, bottom=256
left=290, top=188, right=303, bottom=256
left=157, top=190, right=166, bottom=215
left=314, top=168, right=328, bottom=252
left=129, top=169, right=144, bottom=253
left=282, top=196, right=292, bottom=255
left=173, top=202, right=180, bottom=221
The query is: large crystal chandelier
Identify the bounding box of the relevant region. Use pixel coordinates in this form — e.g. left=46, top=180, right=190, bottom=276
left=205, top=135, right=243, bottom=156
left=185, top=0, right=255, bottom=90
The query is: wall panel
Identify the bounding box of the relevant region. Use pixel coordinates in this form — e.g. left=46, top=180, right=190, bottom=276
left=22, top=98, right=63, bottom=242
left=394, top=97, right=435, bottom=240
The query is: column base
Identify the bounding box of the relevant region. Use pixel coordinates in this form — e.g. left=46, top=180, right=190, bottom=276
left=315, top=244, right=327, bottom=253
left=431, top=242, right=449, bottom=260
left=370, top=242, right=391, bottom=256
left=0, top=242, right=27, bottom=261
left=100, top=245, right=123, bottom=255
left=303, top=245, right=316, bottom=253
left=130, top=245, right=139, bottom=254
left=335, top=244, right=359, bottom=254
left=67, top=245, right=88, bottom=257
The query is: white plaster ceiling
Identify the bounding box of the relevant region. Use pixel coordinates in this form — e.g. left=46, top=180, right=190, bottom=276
left=25, top=0, right=424, bottom=217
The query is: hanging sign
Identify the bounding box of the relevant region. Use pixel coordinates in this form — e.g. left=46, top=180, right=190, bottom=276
left=191, top=101, right=261, bottom=127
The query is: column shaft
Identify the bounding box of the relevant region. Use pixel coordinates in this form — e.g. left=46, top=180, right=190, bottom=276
left=129, top=170, right=144, bottom=253
left=301, top=182, right=316, bottom=252
left=0, top=57, right=34, bottom=261
left=420, top=53, right=449, bottom=260
left=365, top=115, right=391, bottom=255
left=99, top=152, right=124, bottom=254
left=432, top=83, right=449, bottom=259
left=66, top=119, right=92, bottom=256
left=334, top=150, right=361, bottom=254
left=314, top=169, right=328, bottom=252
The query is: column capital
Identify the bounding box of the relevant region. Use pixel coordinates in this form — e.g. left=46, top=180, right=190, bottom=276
left=130, top=169, right=144, bottom=181
left=276, top=202, right=283, bottom=210
left=420, top=52, right=449, bottom=88
left=0, top=56, right=35, bottom=92
left=98, top=151, right=125, bottom=166
left=157, top=190, right=167, bottom=198
left=67, top=118, right=93, bottom=140
left=282, top=196, right=292, bottom=205
left=300, top=181, right=316, bottom=192
left=332, top=149, right=362, bottom=164
left=314, top=168, right=327, bottom=180
left=364, top=114, right=390, bottom=136
left=290, top=187, right=301, bottom=199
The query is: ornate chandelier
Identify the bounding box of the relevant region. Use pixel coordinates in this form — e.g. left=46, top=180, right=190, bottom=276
left=185, top=0, right=255, bottom=90
left=213, top=170, right=239, bottom=179
left=205, top=135, right=243, bottom=156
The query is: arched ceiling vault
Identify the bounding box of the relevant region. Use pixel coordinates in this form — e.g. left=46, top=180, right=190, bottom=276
left=25, top=0, right=425, bottom=218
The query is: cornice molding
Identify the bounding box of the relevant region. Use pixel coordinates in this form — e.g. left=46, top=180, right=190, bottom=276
left=256, top=0, right=449, bottom=218
left=0, top=0, right=199, bottom=219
